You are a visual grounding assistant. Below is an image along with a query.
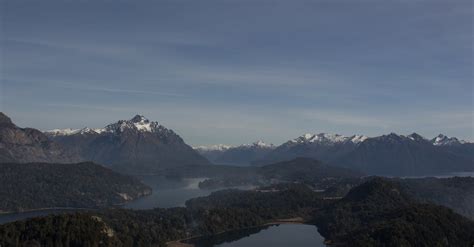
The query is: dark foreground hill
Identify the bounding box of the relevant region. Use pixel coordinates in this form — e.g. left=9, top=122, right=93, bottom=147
left=313, top=178, right=474, bottom=246
left=0, top=162, right=151, bottom=213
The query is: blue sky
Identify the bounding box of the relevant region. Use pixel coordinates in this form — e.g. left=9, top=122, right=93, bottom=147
left=1, top=0, right=472, bottom=145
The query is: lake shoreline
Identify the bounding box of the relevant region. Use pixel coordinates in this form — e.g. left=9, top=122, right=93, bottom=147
left=0, top=207, right=97, bottom=216
left=166, top=217, right=309, bottom=247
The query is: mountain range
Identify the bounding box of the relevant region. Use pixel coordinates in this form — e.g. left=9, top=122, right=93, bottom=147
left=0, top=112, right=472, bottom=176
left=202, top=132, right=474, bottom=176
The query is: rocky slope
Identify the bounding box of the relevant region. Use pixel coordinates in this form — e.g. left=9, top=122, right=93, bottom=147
left=0, top=112, right=81, bottom=164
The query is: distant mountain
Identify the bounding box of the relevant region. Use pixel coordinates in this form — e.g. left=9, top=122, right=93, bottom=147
left=193, top=144, right=233, bottom=162
left=195, top=140, right=275, bottom=166
left=0, top=162, right=151, bottom=213
left=46, top=115, right=210, bottom=173
left=431, top=133, right=466, bottom=146
left=430, top=134, right=474, bottom=160
left=0, top=112, right=81, bottom=164
left=336, top=133, right=473, bottom=176
left=256, top=132, right=473, bottom=176
left=254, top=133, right=367, bottom=165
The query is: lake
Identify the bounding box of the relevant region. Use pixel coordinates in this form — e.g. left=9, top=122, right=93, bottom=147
left=124, top=176, right=213, bottom=209
left=187, top=224, right=327, bottom=247
left=1, top=172, right=472, bottom=225
left=0, top=175, right=250, bottom=224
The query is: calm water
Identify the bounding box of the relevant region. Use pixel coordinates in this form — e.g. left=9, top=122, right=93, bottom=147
left=188, top=224, right=327, bottom=247
left=0, top=176, right=250, bottom=224
left=124, top=176, right=216, bottom=209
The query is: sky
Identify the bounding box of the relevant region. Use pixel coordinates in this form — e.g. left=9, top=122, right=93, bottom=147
left=0, top=0, right=472, bottom=146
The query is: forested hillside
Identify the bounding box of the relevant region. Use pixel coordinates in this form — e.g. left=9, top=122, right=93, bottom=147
left=0, top=162, right=151, bottom=212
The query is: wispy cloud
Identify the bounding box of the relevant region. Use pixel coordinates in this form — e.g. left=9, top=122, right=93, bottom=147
left=57, top=84, right=185, bottom=97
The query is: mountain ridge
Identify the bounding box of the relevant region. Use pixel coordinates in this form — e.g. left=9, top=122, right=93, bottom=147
left=0, top=112, right=81, bottom=164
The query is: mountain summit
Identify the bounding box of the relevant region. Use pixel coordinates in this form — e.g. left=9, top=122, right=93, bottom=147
left=431, top=134, right=464, bottom=146
left=46, top=115, right=210, bottom=173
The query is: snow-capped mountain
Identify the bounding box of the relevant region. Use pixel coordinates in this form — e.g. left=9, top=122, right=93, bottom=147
left=45, top=115, right=168, bottom=137
left=45, top=127, right=105, bottom=137
left=255, top=132, right=473, bottom=175
left=195, top=140, right=275, bottom=166
left=46, top=115, right=210, bottom=173
left=290, top=133, right=368, bottom=145
left=431, top=134, right=465, bottom=146
left=336, top=132, right=473, bottom=176
left=255, top=133, right=367, bottom=166
left=194, top=144, right=233, bottom=152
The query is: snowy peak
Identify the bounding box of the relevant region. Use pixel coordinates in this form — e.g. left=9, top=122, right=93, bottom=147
left=195, top=140, right=274, bottom=151
left=130, top=114, right=149, bottom=123
left=291, top=133, right=368, bottom=145
left=431, top=134, right=463, bottom=146
left=248, top=140, right=274, bottom=148
left=350, top=135, right=369, bottom=144
left=45, top=127, right=104, bottom=137
left=104, top=115, right=164, bottom=134
left=45, top=115, right=169, bottom=136
left=45, top=128, right=81, bottom=136
left=194, top=144, right=233, bottom=151
left=292, top=133, right=345, bottom=143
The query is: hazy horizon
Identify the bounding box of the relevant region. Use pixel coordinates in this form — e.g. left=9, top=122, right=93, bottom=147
left=1, top=0, right=473, bottom=145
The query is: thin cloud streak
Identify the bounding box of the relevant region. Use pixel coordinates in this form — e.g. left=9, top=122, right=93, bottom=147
left=63, top=85, right=184, bottom=97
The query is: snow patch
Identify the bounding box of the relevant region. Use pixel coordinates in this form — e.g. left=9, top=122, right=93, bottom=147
left=292, top=133, right=368, bottom=145
left=432, top=134, right=462, bottom=146
left=194, top=144, right=233, bottom=151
